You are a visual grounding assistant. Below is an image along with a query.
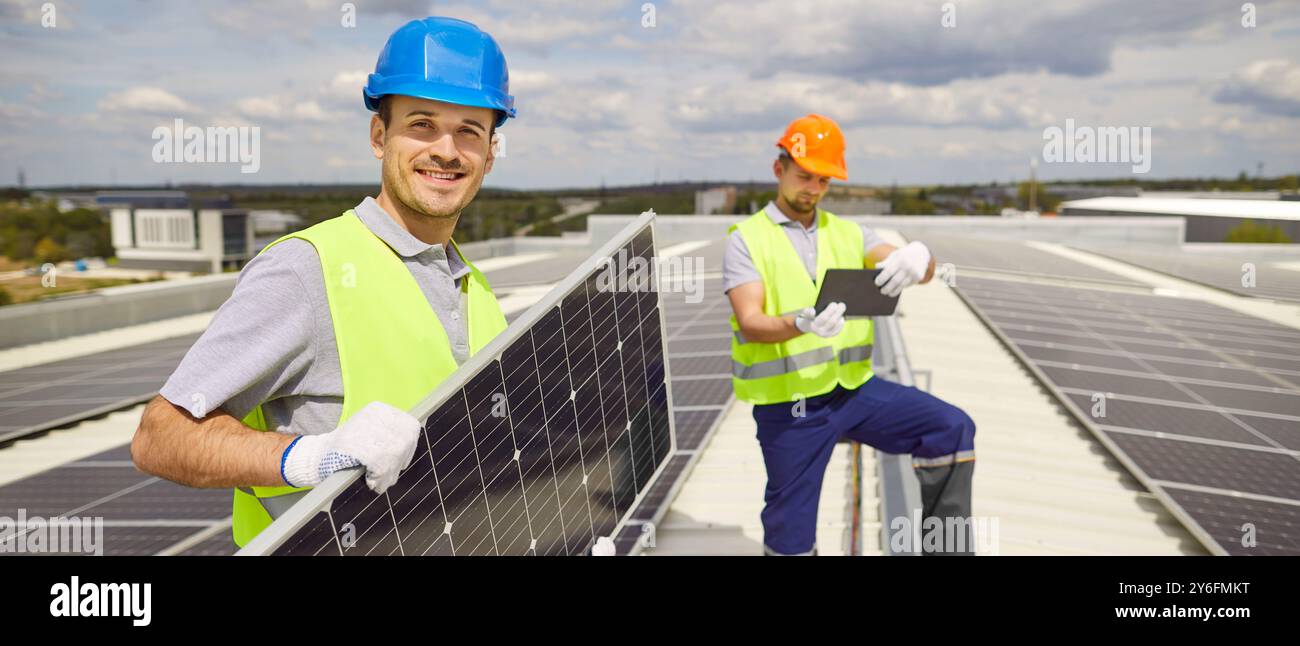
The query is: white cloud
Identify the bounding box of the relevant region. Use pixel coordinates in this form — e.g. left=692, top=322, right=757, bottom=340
left=234, top=96, right=283, bottom=119
left=1214, top=59, right=1300, bottom=117
left=667, top=0, right=1245, bottom=86
left=0, top=100, right=41, bottom=121
left=97, top=87, right=198, bottom=115
left=509, top=70, right=557, bottom=94
left=2, top=0, right=1298, bottom=187
left=235, top=95, right=343, bottom=122
left=437, top=2, right=623, bottom=53
left=939, top=142, right=979, bottom=159
left=1201, top=114, right=1245, bottom=135
left=325, top=154, right=373, bottom=169
left=668, top=76, right=1053, bottom=133
left=325, top=70, right=369, bottom=104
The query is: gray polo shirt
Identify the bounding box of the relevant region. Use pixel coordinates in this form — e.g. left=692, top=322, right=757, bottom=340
left=160, top=196, right=473, bottom=437
left=722, top=201, right=887, bottom=294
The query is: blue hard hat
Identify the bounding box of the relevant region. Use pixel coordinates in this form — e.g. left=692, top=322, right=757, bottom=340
left=364, top=17, right=516, bottom=127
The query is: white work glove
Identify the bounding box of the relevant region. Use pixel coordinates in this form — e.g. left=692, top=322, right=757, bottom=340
left=794, top=302, right=846, bottom=338
left=280, top=401, right=421, bottom=494
left=875, top=241, right=931, bottom=297
left=592, top=537, right=616, bottom=556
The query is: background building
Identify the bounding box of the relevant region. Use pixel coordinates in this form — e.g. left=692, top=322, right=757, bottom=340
left=819, top=196, right=892, bottom=215
left=1058, top=196, right=1300, bottom=242
left=110, top=205, right=253, bottom=273
left=694, top=186, right=736, bottom=215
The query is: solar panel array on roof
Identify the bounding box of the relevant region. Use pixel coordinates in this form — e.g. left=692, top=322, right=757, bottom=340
left=1080, top=244, right=1300, bottom=303
left=238, top=211, right=676, bottom=556
left=600, top=233, right=742, bottom=554
left=0, top=442, right=233, bottom=556
left=0, top=333, right=200, bottom=444
left=954, top=275, right=1300, bottom=555
left=903, top=233, right=1148, bottom=288
left=485, top=250, right=604, bottom=288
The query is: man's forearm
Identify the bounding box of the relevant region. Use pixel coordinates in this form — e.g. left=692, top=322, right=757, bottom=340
left=132, top=395, right=295, bottom=489
left=738, top=312, right=803, bottom=344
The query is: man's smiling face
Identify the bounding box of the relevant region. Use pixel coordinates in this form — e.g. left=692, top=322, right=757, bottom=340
left=371, top=94, right=496, bottom=219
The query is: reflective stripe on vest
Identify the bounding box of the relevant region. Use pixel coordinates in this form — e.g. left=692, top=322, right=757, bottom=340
left=728, top=208, right=875, bottom=405
left=729, top=343, right=873, bottom=380
left=230, top=211, right=507, bottom=548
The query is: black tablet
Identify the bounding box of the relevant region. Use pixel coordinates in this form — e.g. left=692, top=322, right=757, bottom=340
left=814, top=268, right=899, bottom=317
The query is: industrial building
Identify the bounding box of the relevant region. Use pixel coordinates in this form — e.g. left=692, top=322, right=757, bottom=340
left=110, top=205, right=255, bottom=273
left=1059, top=196, right=1300, bottom=243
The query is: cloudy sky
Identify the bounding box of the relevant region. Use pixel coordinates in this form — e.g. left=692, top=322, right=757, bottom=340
left=2, top=0, right=1298, bottom=189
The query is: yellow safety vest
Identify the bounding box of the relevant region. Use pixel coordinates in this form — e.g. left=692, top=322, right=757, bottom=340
left=231, top=210, right=507, bottom=547
left=729, top=208, right=875, bottom=405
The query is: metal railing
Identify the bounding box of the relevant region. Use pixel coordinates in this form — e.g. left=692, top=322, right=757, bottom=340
left=871, top=315, right=924, bottom=556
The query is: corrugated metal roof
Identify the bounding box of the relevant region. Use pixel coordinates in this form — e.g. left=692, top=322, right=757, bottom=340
left=643, top=401, right=879, bottom=556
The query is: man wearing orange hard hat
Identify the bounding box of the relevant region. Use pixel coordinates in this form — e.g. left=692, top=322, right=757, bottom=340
left=723, top=114, right=976, bottom=556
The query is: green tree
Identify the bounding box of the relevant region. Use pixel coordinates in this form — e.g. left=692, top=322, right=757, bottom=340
left=3, top=230, right=37, bottom=260
left=891, top=194, right=935, bottom=215
left=590, top=192, right=694, bottom=215
left=0, top=199, right=112, bottom=262
left=34, top=237, right=69, bottom=264
left=1225, top=220, right=1293, bottom=243
left=65, top=231, right=99, bottom=258
left=527, top=218, right=560, bottom=236
left=1017, top=182, right=1061, bottom=212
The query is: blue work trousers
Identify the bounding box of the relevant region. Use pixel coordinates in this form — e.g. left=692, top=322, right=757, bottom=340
left=753, top=376, right=976, bottom=555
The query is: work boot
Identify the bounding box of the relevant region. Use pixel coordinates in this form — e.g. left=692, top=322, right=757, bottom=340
left=914, top=460, right=975, bottom=555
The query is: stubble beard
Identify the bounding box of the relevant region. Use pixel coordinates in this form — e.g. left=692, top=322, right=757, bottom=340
left=384, top=154, right=479, bottom=221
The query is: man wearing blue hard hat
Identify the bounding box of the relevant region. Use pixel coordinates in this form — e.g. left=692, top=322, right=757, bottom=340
left=132, top=17, right=517, bottom=548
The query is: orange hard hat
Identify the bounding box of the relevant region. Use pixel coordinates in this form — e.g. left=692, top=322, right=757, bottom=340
left=776, top=113, right=847, bottom=180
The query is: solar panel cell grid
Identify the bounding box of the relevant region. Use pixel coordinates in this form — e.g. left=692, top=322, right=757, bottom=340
left=80, top=482, right=229, bottom=520
left=0, top=332, right=200, bottom=443
left=669, top=338, right=733, bottom=354
left=272, top=513, right=342, bottom=556
left=1018, top=344, right=1149, bottom=371
left=1104, top=432, right=1300, bottom=500
left=1063, top=392, right=1280, bottom=447
left=670, top=378, right=733, bottom=408
left=1040, top=366, right=1198, bottom=403
left=907, top=233, right=1146, bottom=286
left=1179, top=383, right=1300, bottom=416
left=673, top=409, right=721, bottom=450
left=1164, top=488, right=1300, bottom=556
left=663, top=354, right=729, bottom=377
left=86, top=527, right=214, bottom=557
left=240, top=214, right=675, bottom=556
left=1085, top=246, right=1300, bottom=304
left=957, top=274, right=1300, bottom=554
